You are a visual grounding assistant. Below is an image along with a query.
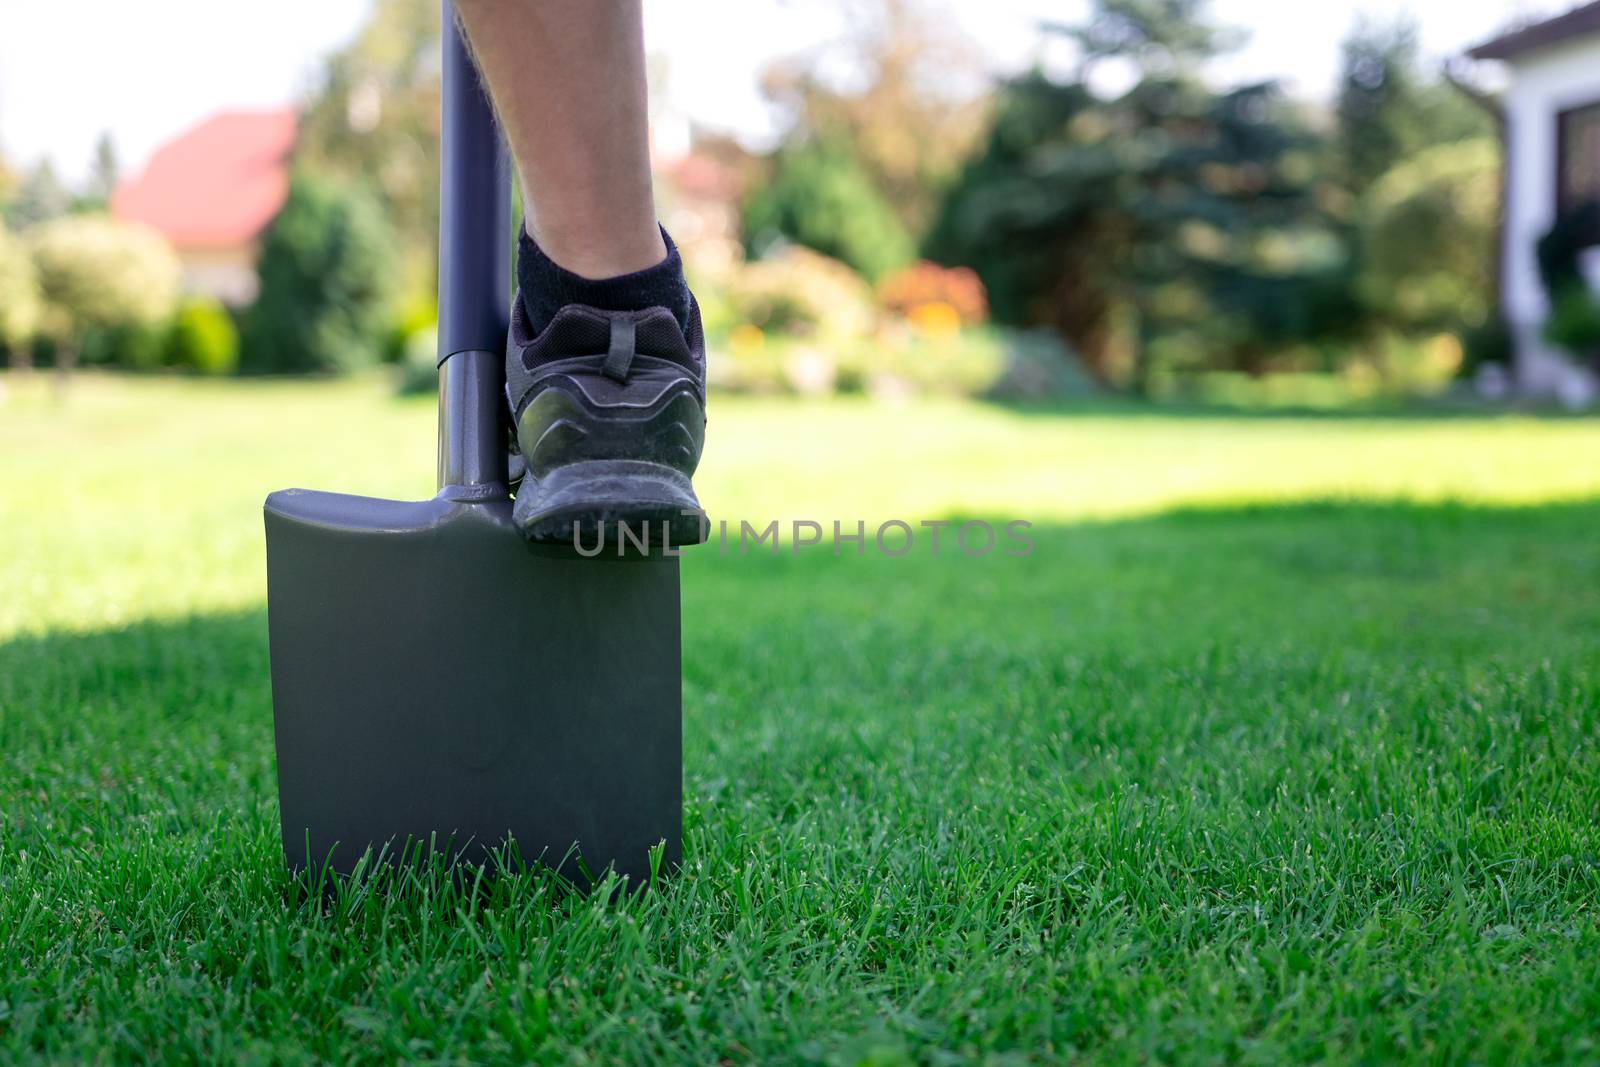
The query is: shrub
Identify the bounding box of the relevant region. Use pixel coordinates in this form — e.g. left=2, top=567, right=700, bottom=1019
left=1359, top=138, right=1498, bottom=332
left=79, top=321, right=166, bottom=370
left=705, top=249, right=872, bottom=394
left=837, top=325, right=1008, bottom=397
left=164, top=297, right=239, bottom=374
left=876, top=261, right=988, bottom=326
left=384, top=293, right=439, bottom=364
left=1535, top=200, right=1600, bottom=365
left=722, top=246, right=876, bottom=346
left=1543, top=286, right=1600, bottom=361
left=741, top=139, right=914, bottom=283
left=241, top=172, right=398, bottom=374
left=1371, top=330, right=1465, bottom=393
left=1459, top=311, right=1513, bottom=373
left=26, top=214, right=180, bottom=370
left=1535, top=199, right=1600, bottom=301
left=703, top=248, right=1096, bottom=400
left=394, top=321, right=440, bottom=396
left=704, top=332, right=790, bottom=394
left=0, top=221, right=40, bottom=361
left=1164, top=371, right=1380, bottom=410
left=986, top=329, right=1100, bottom=400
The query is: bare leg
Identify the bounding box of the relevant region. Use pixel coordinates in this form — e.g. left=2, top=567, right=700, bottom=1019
left=456, top=0, right=704, bottom=546
left=454, top=0, right=666, bottom=279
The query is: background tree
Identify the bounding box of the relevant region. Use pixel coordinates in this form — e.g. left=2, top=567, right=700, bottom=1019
left=5, top=161, right=72, bottom=230
left=295, top=0, right=441, bottom=299
left=0, top=220, right=41, bottom=369
left=742, top=0, right=991, bottom=281
left=1334, top=18, right=1492, bottom=202
left=742, top=138, right=915, bottom=282
left=757, top=0, right=989, bottom=236
left=1332, top=17, right=1498, bottom=368
left=927, top=1, right=1341, bottom=389
left=240, top=172, right=399, bottom=375
left=1056, top=0, right=1242, bottom=74
left=0, top=146, right=17, bottom=211
left=925, top=74, right=1099, bottom=347
left=26, top=215, right=180, bottom=378
left=1359, top=138, right=1498, bottom=334
left=80, top=133, right=120, bottom=211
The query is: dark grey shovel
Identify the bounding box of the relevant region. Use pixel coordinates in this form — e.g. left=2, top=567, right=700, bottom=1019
left=263, top=3, right=680, bottom=884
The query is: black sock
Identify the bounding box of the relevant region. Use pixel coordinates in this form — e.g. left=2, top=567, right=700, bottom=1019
left=516, top=224, right=691, bottom=336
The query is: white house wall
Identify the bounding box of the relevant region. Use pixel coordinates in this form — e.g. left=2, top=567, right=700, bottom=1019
left=1501, top=39, right=1600, bottom=396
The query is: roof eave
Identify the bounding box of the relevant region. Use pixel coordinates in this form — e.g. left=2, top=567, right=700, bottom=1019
left=1466, top=2, right=1600, bottom=64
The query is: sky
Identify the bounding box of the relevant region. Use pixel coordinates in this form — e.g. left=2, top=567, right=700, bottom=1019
left=0, top=0, right=1551, bottom=185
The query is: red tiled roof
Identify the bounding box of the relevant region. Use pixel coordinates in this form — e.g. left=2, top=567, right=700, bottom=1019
left=111, top=109, right=296, bottom=250
left=1469, top=2, right=1600, bottom=61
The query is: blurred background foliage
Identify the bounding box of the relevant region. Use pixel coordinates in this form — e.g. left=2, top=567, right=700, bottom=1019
left=742, top=138, right=915, bottom=283
left=294, top=0, right=441, bottom=300
left=24, top=214, right=180, bottom=376
left=240, top=172, right=399, bottom=375
left=0, top=0, right=1530, bottom=404
left=1536, top=200, right=1600, bottom=365
left=1358, top=138, right=1498, bottom=335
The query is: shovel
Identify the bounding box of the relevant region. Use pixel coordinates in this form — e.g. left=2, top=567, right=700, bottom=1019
left=263, top=3, right=681, bottom=884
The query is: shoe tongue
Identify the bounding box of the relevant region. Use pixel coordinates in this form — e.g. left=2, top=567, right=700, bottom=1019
left=538, top=304, right=691, bottom=366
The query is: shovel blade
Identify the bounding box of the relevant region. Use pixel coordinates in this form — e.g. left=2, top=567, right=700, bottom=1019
left=264, top=488, right=681, bottom=883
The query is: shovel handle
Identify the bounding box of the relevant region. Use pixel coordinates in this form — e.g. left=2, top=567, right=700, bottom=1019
left=437, top=0, right=512, bottom=492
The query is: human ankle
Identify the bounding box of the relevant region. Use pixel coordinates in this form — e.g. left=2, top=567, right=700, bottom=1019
left=516, top=223, right=691, bottom=335
left=522, top=219, right=668, bottom=281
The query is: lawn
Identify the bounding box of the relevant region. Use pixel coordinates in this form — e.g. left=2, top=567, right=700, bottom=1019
left=2, top=373, right=1599, bottom=1063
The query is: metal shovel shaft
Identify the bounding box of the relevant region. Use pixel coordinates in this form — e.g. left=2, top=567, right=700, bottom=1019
left=437, top=1, right=511, bottom=493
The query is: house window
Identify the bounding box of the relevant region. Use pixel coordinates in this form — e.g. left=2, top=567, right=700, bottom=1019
left=1556, top=101, right=1600, bottom=219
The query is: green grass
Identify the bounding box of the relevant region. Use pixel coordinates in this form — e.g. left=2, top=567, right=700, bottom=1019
left=2, top=373, right=1599, bottom=1063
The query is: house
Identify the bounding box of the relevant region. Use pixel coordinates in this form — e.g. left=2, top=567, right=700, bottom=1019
left=111, top=109, right=296, bottom=306
left=1469, top=4, right=1600, bottom=401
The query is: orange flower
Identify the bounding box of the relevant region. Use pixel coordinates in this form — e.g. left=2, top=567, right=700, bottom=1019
left=877, top=261, right=989, bottom=326
left=907, top=301, right=962, bottom=338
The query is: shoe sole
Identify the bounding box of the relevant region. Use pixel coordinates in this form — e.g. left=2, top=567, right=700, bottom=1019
left=514, top=459, right=708, bottom=548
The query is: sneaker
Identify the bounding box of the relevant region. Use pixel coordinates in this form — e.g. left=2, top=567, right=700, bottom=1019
left=505, top=294, right=707, bottom=546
